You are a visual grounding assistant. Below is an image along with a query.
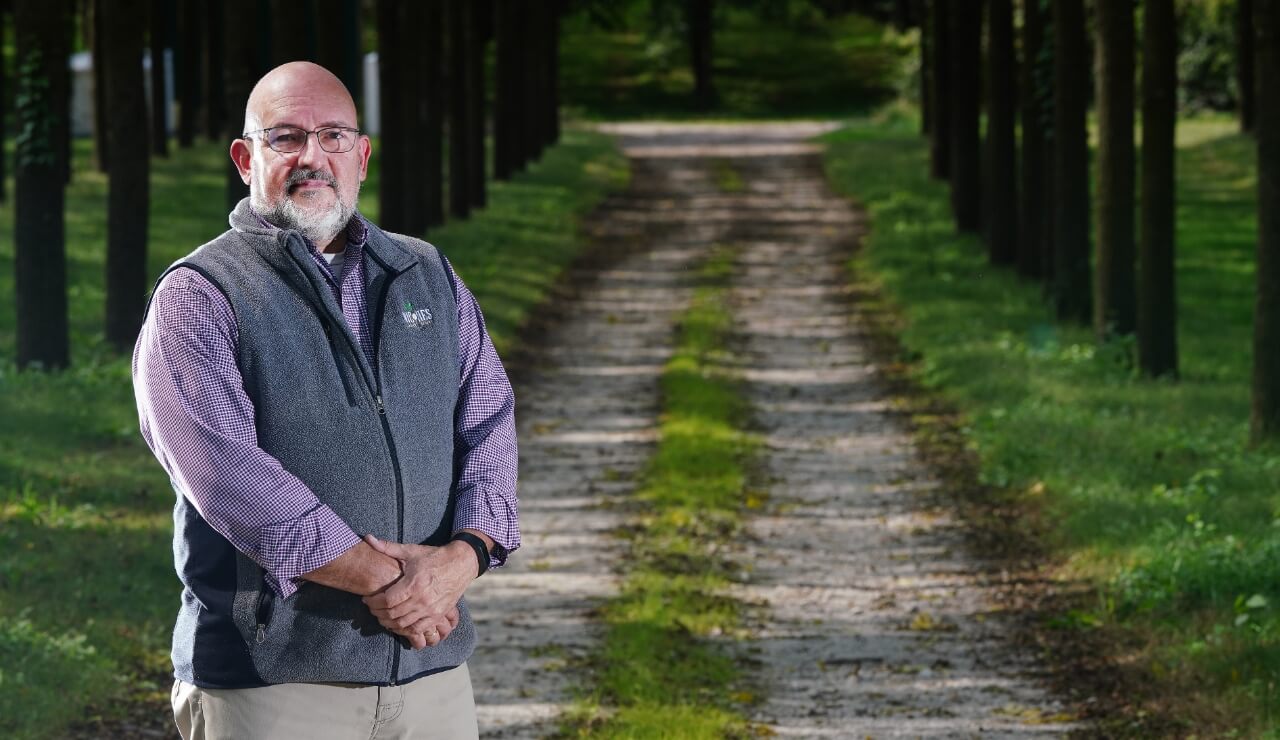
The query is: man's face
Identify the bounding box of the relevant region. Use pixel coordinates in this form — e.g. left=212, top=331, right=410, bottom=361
left=231, top=86, right=372, bottom=246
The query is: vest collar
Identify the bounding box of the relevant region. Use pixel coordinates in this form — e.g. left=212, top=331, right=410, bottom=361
left=229, top=197, right=420, bottom=276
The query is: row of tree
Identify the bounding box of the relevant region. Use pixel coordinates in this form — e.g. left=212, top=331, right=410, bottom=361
left=12, top=0, right=565, bottom=372
left=921, top=0, right=1280, bottom=445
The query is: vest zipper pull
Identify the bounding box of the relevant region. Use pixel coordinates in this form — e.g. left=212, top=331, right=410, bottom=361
left=256, top=624, right=266, bottom=643
left=376, top=395, right=386, bottom=414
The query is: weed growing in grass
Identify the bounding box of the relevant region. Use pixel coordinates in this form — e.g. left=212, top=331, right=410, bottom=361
left=822, top=113, right=1280, bottom=733
left=566, top=248, right=758, bottom=738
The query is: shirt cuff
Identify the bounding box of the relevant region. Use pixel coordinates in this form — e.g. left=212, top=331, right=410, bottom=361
left=453, top=492, right=519, bottom=569
left=259, top=505, right=362, bottom=598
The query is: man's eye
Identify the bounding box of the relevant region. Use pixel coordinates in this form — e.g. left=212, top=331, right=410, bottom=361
left=322, top=130, right=347, bottom=141
left=272, top=131, right=304, bottom=145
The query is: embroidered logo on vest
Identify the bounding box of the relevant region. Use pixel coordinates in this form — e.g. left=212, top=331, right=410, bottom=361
left=402, top=301, right=433, bottom=329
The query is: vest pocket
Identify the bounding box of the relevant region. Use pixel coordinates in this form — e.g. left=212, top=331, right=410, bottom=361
left=254, top=583, right=275, bottom=645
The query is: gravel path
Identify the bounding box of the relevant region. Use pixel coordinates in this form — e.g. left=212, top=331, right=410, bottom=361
left=472, top=122, right=1080, bottom=738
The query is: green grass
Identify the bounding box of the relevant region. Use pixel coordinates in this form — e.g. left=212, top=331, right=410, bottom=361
left=566, top=248, right=756, bottom=738
left=559, top=9, right=912, bottom=120
left=0, top=129, right=627, bottom=739
left=822, top=110, right=1280, bottom=734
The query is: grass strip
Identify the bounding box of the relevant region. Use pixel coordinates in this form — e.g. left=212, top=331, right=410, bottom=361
left=822, top=110, right=1280, bottom=735
left=0, top=128, right=627, bottom=740
left=566, top=247, right=756, bottom=738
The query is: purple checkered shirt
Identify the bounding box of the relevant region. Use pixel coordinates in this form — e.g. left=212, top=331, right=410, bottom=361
left=132, top=212, right=520, bottom=598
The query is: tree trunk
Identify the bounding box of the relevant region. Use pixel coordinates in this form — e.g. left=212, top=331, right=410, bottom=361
left=494, top=0, right=523, bottom=180
left=149, top=0, right=169, bottom=157
left=525, top=7, right=545, bottom=164
left=984, top=0, right=1017, bottom=263
left=400, top=0, right=427, bottom=238
left=223, top=0, right=258, bottom=212
left=1241, top=0, right=1256, bottom=134
left=920, top=0, right=932, bottom=136
left=1253, top=0, right=1280, bottom=440
left=1051, top=0, right=1090, bottom=324
left=1139, top=0, right=1178, bottom=377
left=422, top=0, right=445, bottom=229
left=315, top=0, right=362, bottom=102
left=1094, top=0, right=1136, bottom=339
left=14, top=0, right=71, bottom=369
left=929, top=0, right=950, bottom=179
left=689, top=0, right=716, bottom=110
left=546, top=1, right=561, bottom=147
left=469, top=0, right=489, bottom=206
left=948, top=0, right=981, bottom=233
left=90, top=0, right=108, bottom=172
left=377, top=0, right=405, bottom=231
left=270, top=0, right=316, bottom=65
left=1018, top=0, right=1046, bottom=278
left=103, top=0, right=151, bottom=351
left=203, top=0, right=225, bottom=141
left=449, top=0, right=472, bottom=219
left=175, top=0, right=201, bottom=148
left=0, top=6, right=8, bottom=202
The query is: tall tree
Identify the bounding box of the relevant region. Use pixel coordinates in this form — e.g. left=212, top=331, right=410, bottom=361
left=948, top=0, right=981, bottom=232
left=103, top=0, right=151, bottom=351
left=1051, top=0, right=1091, bottom=323
left=203, top=1, right=226, bottom=141
left=919, top=0, right=932, bottom=136
left=175, top=0, right=202, bottom=148
left=223, top=0, right=258, bottom=212
left=1253, top=0, right=1280, bottom=440
left=1139, top=0, right=1178, bottom=376
left=315, top=0, right=362, bottom=103
left=449, top=0, right=473, bottom=219
left=270, top=0, right=316, bottom=65
left=689, top=0, right=716, bottom=110
left=149, top=0, right=170, bottom=157
left=405, top=0, right=444, bottom=232
left=984, top=0, right=1017, bottom=263
left=14, top=0, right=71, bottom=369
left=541, top=1, right=563, bottom=151
left=469, top=0, right=489, bottom=206
left=1018, top=0, right=1047, bottom=278
left=90, top=0, right=108, bottom=172
left=929, top=0, right=950, bottom=179
left=1094, top=0, right=1137, bottom=339
left=494, top=0, right=525, bottom=180
left=0, top=4, right=8, bottom=202
left=1241, top=0, right=1257, bottom=134
left=377, top=0, right=406, bottom=232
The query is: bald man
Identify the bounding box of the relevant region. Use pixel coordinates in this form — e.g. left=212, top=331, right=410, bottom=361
left=133, top=62, right=519, bottom=739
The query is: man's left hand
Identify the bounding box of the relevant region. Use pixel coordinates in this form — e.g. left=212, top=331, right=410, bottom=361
left=361, top=534, right=477, bottom=647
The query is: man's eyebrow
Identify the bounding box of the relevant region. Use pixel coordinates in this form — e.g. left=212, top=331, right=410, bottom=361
left=318, top=121, right=357, bottom=129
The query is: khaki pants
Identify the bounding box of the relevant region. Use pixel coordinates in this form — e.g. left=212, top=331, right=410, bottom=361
left=171, top=664, right=478, bottom=740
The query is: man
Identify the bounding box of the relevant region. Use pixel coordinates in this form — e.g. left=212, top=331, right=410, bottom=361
left=133, top=62, right=519, bottom=738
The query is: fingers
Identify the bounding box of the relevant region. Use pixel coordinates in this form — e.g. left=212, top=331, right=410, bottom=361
left=363, top=533, right=411, bottom=560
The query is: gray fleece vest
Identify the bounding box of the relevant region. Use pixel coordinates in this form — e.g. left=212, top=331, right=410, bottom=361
left=157, top=199, right=471, bottom=688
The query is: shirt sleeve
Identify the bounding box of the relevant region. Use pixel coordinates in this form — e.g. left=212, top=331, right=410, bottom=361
left=132, top=268, right=362, bottom=597
left=445, top=257, right=521, bottom=566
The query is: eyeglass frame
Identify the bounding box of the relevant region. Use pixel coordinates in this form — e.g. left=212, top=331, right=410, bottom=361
left=241, top=125, right=364, bottom=154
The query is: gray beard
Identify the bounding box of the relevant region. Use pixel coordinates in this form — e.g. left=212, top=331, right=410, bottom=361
left=256, top=188, right=358, bottom=247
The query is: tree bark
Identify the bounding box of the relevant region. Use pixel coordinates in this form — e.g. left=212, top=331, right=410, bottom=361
left=1094, top=0, right=1136, bottom=339
left=175, top=0, right=201, bottom=148
left=494, top=0, right=523, bottom=180
left=689, top=0, right=716, bottom=110
left=377, top=0, right=405, bottom=231
left=270, top=0, right=316, bottom=65
left=1051, top=0, right=1091, bottom=324
left=948, top=0, right=981, bottom=233
left=103, top=0, right=151, bottom=351
left=469, top=0, right=489, bottom=206
left=203, top=0, right=225, bottom=141
left=315, top=0, right=361, bottom=102
left=14, top=0, right=71, bottom=369
left=1241, top=0, right=1256, bottom=134
left=1018, top=0, right=1046, bottom=278
left=929, top=0, right=950, bottom=179
left=920, top=0, right=932, bottom=136
left=223, top=0, right=258, bottom=212
left=1254, top=0, right=1280, bottom=440
left=1139, top=0, right=1178, bottom=377
left=90, top=0, right=108, bottom=172
left=422, top=0, right=445, bottom=229
left=149, top=0, right=169, bottom=157
left=546, top=1, right=561, bottom=147
left=984, top=0, right=1017, bottom=264
left=449, top=0, right=472, bottom=219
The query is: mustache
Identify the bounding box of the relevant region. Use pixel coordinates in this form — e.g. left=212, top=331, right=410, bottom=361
left=285, top=169, right=337, bottom=189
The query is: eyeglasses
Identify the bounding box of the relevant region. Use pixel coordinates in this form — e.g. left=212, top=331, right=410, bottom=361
left=242, top=126, right=362, bottom=154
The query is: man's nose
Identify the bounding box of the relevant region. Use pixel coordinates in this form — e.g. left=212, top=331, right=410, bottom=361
left=294, top=131, right=327, bottom=169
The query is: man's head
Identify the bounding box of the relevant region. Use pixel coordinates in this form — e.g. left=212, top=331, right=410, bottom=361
left=231, top=62, right=371, bottom=249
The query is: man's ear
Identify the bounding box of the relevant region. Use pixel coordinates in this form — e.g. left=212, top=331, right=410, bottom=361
left=357, top=135, right=372, bottom=182
left=230, top=138, right=253, bottom=185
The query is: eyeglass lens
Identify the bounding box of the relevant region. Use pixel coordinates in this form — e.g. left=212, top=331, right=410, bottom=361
left=266, top=127, right=357, bottom=154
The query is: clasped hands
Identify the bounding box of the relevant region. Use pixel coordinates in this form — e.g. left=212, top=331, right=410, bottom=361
left=361, top=534, right=476, bottom=650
